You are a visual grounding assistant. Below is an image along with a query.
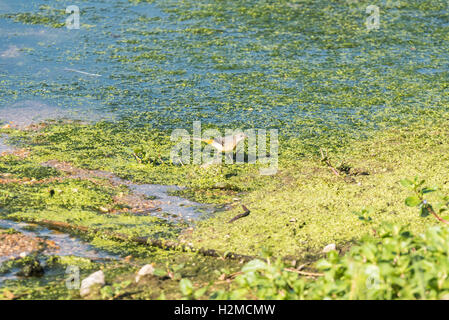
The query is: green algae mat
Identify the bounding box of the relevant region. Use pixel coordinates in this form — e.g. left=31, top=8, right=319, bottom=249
left=1, top=0, right=449, bottom=300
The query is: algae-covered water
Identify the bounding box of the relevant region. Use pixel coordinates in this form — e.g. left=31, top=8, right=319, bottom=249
left=1, top=0, right=448, bottom=138
left=1, top=0, right=449, bottom=300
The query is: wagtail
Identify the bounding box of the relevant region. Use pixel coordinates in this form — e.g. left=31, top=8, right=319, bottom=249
left=193, top=133, right=248, bottom=161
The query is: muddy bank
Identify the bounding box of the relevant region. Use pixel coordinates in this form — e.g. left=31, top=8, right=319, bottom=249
left=41, top=160, right=213, bottom=222
left=0, top=219, right=118, bottom=263
left=0, top=229, right=56, bottom=262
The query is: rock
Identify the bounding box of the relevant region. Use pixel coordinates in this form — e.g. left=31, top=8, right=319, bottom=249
left=16, top=258, right=44, bottom=277
left=322, top=243, right=336, bottom=253
left=99, top=206, right=109, bottom=213
left=135, top=264, right=155, bottom=283
left=19, top=252, right=28, bottom=258
left=80, top=270, right=105, bottom=297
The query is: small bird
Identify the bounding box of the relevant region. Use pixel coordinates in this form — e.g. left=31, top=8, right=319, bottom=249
left=193, top=132, right=248, bottom=153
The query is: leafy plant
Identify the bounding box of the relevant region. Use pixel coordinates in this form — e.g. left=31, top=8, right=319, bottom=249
left=401, top=177, right=449, bottom=224
left=181, top=222, right=449, bottom=299
left=353, top=207, right=374, bottom=223
left=100, top=280, right=132, bottom=299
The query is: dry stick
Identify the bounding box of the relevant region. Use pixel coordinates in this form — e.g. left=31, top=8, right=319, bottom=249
left=284, top=268, right=324, bottom=277
left=228, top=205, right=250, bottom=223
left=132, top=153, right=142, bottom=164
left=320, top=148, right=340, bottom=177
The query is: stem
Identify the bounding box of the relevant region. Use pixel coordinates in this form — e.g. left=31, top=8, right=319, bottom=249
left=426, top=205, right=449, bottom=225
left=320, top=149, right=340, bottom=177
left=284, top=268, right=323, bottom=277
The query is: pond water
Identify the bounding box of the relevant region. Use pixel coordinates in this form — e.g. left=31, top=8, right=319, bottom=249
left=0, top=0, right=447, bottom=138
left=0, top=135, right=13, bottom=153
left=129, top=183, right=212, bottom=221
left=0, top=219, right=118, bottom=284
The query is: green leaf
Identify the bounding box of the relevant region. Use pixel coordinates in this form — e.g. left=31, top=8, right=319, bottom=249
left=194, top=287, right=207, bottom=299
left=179, top=279, right=193, bottom=297
left=241, top=259, right=267, bottom=273
left=422, top=187, right=437, bottom=194
left=405, top=196, right=421, bottom=207
left=316, top=259, right=333, bottom=270
left=420, top=206, right=430, bottom=217
left=153, top=268, right=168, bottom=277
left=400, top=179, right=413, bottom=188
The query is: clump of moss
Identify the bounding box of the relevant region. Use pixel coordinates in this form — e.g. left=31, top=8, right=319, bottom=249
left=1, top=5, right=66, bottom=28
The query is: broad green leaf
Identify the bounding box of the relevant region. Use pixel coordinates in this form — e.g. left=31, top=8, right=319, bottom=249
left=179, top=279, right=193, bottom=297
left=241, top=259, right=267, bottom=272
left=405, top=196, right=421, bottom=207
left=194, top=287, right=207, bottom=299
left=153, top=268, right=168, bottom=277
left=400, top=179, right=413, bottom=188
left=420, top=206, right=430, bottom=217
left=422, top=187, right=437, bottom=194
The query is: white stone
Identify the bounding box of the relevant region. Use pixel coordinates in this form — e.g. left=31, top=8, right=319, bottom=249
left=135, top=264, right=155, bottom=283
left=322, top=243, right=336, bottom=253
left=19, top=252, right=28, bottom=258
left=80, top=270, right=105, bottom=297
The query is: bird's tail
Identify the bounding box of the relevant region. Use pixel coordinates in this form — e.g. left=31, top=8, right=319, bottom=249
left=192, top=137, right=214, bottom=145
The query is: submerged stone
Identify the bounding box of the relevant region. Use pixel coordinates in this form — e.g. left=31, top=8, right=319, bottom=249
left=16, top=258, right=44, bottom=277
left=322, top=244, right=336, bottom=253
left=80, top=270, right=105, bottom=297
left=135, top=264, right=155, bottom=283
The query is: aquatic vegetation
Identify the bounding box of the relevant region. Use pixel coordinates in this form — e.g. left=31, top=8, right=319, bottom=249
left=183, top=223, right=449, bottom=300
left=0, top=5, right=66, bottom=28
left=1, top=0, right=449, bottom=300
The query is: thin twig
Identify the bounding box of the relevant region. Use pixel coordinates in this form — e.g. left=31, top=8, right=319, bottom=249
left=228, top=205, right=251, bottom=223
left=132, top=153, right=142, bottom=164
left=426, top=205, right=449, bottom=225
left=320, top=148, right=340, bottom=177
left=284, top=268, right=323, bottom=277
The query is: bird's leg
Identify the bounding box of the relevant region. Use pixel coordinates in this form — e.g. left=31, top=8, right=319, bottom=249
left=225, top=152, right=234, bottom=164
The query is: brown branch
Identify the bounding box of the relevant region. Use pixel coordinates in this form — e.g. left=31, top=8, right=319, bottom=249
left=228, top=205, right=251, bottom=223
left=284, top=268, right=323, bottom=277
left=320, top=148, right=340, bottom=177
left=426, top=205, right=449, bottom=225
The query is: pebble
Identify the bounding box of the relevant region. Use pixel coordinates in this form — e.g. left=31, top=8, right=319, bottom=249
left=0, top=232, right=57, bottom=259
left=135, top=264, right=155, bottom=283
left=80, top=270, right=105, bottom=297
left=322, top=243, right=336, bottom=253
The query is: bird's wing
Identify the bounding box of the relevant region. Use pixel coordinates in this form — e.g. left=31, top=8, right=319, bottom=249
left=213, top=136, right=226, bottom=147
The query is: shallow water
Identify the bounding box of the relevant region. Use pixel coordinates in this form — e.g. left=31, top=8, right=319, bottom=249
left=40, top=160, right=213, bottom=222
left=130, top=183, right=211, bottom=221
left=0, top=0, right=447, bottom=138
left=0, top=219, right=118, bottom=265
left=0, top=100, right=114, bottom=128
left=0, top=220, right=118, bottom=284
left=0, top=136, right=13, bottom=153
left=0, top=218, right=118, bottom=284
